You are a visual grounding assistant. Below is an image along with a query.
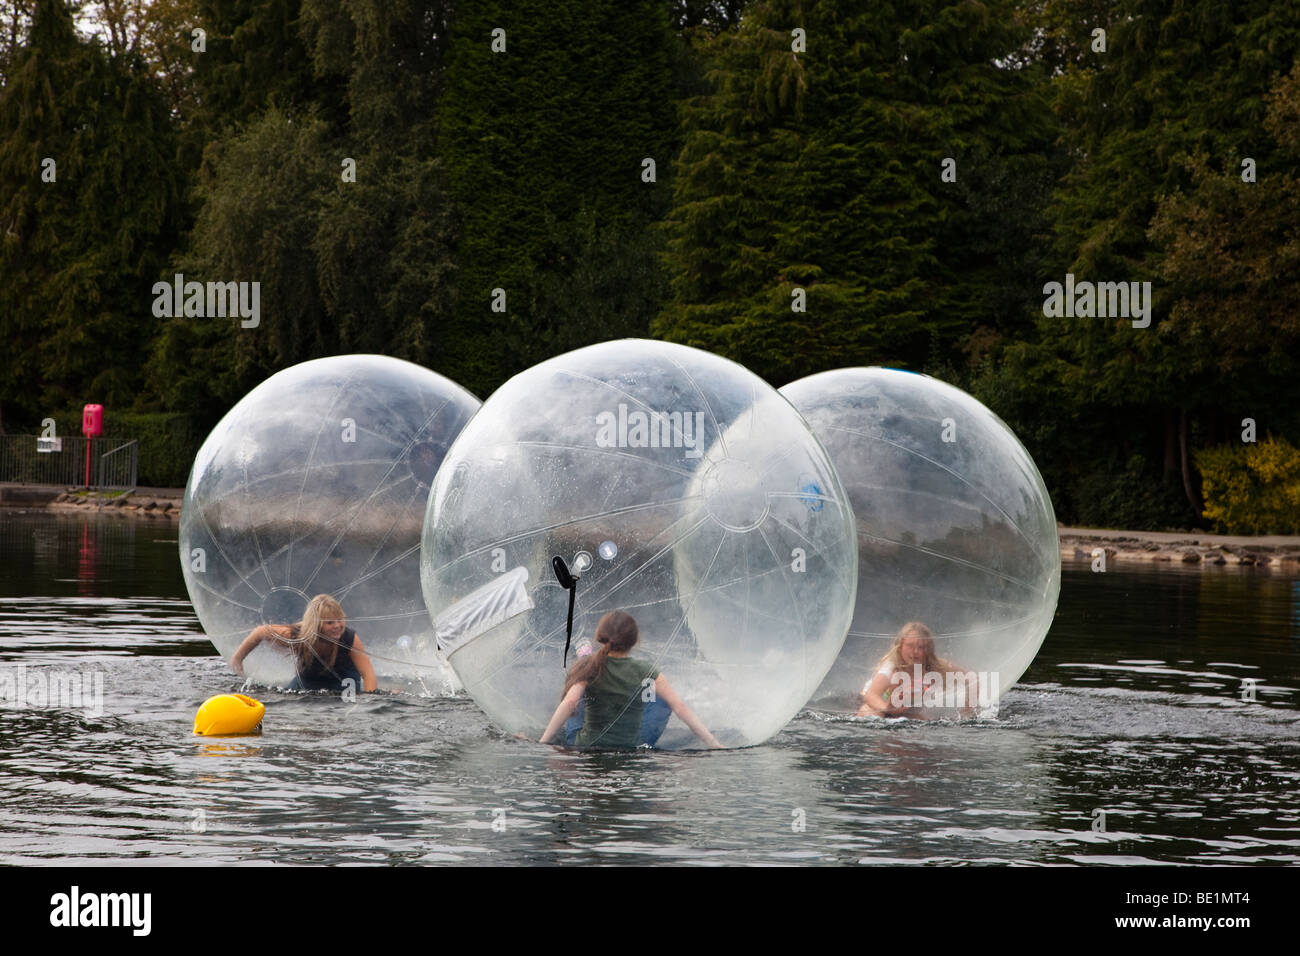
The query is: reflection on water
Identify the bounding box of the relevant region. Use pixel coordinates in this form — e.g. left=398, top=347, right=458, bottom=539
left=0, top=511, right=1298, bottom=864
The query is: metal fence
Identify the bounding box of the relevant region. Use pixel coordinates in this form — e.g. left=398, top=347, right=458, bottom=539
left=0, top=435, right=138, bottom=490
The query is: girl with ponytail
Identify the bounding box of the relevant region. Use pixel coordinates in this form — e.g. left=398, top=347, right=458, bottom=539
left=540, top=610, right=721, bottom=748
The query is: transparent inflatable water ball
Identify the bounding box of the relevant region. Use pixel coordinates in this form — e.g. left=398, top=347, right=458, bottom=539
left=421, top=339, right=858, bottom=748
left=180, top=355, right=480, bottom=692
left=781, top=368, right=1060, bottom=714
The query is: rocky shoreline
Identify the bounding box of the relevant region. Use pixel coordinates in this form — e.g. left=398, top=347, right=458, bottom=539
left=47, top=489, right=181, bottom=519
left=6, top=487, right=1300, bottom=567
left=1059, top=529, right=1300, bottom=568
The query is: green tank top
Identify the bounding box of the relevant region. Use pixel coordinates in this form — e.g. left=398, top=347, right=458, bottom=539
left=576, top=656, right=661, bottom=748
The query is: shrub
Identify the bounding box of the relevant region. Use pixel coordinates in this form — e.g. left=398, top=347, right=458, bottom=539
left=1196, top=437, right=1300, bottom=534
left=1069, top=454, right=1196, bottom=530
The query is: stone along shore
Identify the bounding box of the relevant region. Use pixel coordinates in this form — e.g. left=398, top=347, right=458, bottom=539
left=1060, top=527, right=1300, bottom=568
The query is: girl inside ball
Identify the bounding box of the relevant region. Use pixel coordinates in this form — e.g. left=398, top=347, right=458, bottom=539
left=231, top=594, right=378, bottom=693
left=857, top=621, right=977, bottom=718
left=558, top=640, right=674, bottom=746
left=540, top=609, right=722, bottom=748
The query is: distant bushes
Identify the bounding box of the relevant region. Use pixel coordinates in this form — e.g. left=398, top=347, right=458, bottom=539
left=1068, top=454, right=1196, bottom=531
left=1196, top=437, right=1300, bottom=534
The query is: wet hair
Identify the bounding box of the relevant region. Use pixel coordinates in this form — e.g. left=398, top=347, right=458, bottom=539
left=875, top=621, right=956, bottom=674
left=562, top=610, right=638, bottom=698
left=287, top=594, right=347, bottom=673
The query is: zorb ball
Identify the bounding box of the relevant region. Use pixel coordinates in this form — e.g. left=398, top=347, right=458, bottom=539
left=421, top=339, right=858, bottom=748
left=180, top=355, right=480, bottom=692
left=781, top=368, right=1060, bottom=714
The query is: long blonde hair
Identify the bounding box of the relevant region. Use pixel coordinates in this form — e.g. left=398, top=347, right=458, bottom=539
left=875, top=621, right=958, bottom=674
left=287, top=594, right=346, bottom=671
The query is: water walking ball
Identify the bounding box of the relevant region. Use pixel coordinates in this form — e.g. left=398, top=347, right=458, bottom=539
left=421, top=339, right=859, bottom=748
left=194, top=693, right=265, bottom=735
left=180, top=355, right=480, bottom=692
left=780, top=368, right=1060, bottom=713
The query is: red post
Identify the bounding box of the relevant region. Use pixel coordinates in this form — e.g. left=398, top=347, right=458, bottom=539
left=82, top=404, right=103, bottom=488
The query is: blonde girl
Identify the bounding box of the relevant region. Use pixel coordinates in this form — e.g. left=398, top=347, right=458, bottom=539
left=857, top=622, right=974, bottom=717
left=231, top=594, right=377, bottom=692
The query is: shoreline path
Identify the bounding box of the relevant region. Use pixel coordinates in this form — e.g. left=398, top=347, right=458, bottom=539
left=3, top=482, right=1298, bottom=568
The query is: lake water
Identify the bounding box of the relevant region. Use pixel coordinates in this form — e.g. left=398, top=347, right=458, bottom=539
left=1, top=511, right=1297, bottom=865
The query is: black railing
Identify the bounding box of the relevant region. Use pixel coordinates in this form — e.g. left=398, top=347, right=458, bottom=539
left=0, top=436, right=139, bottom=490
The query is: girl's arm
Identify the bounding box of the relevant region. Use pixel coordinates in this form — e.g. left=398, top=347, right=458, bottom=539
left=350, top=635, right=379, bottom=692
left=231, top=625, right=280, bottom=676
left=539, top=682, right=585, bottom=744
left=654, top=675, right=722, bottom=748
left=858, top=670, right=903, bottom=716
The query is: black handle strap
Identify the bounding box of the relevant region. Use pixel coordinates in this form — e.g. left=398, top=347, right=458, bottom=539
left=563, top=585, right=576, bottom=667
left=553, top=555, right=578, bottom=667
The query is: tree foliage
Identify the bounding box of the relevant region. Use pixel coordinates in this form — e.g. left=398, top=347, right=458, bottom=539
left=437, top=0, right=680, bottom=394
left=4, top=0, right=1300, bottom=530
left=0, top=1, right=183, bottom=419
left=654, top=0, right=1058, bottom=384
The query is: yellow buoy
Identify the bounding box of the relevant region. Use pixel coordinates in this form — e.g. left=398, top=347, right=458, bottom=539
left=194, top=693, right=265, bottom=736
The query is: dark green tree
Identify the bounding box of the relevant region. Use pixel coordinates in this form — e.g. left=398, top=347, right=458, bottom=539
left=0, top=1, right=35, bottom=87
left=312, top=152, right=459, bottom=366
left=147, top=108, right=333, bottom=410
left=997, top=0, right=1300, bottom=524
left=302, top=1, right=460, bottom=372
left=0, top=1, right=183, bottom=423
left=1148, top=66, right=1300, bottom=450
left=301, top=0, right=450, bottom=153
left=182, top=0, right=345, bottom=167
left=438, top=0, right=681, bottom=395
left=654, top=0, right=1058, bottom=384
left=150, top=1, right=461, bottom=409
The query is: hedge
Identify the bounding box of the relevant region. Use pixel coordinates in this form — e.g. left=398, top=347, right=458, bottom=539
left=1195, top=436, right=1300, bottom=535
